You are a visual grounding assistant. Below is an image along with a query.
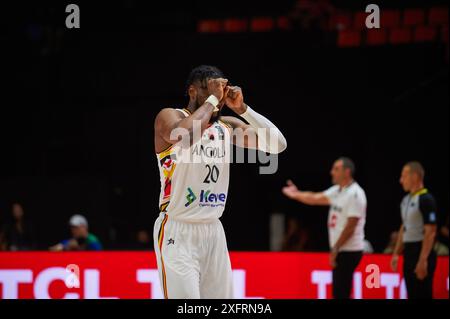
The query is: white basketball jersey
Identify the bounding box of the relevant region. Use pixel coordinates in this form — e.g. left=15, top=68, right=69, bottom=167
left=156, top=108, right=232, bottom=222
left=324, top=182, right=367, bottom=251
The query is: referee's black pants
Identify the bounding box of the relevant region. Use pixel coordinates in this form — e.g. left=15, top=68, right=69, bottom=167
left=332, top=251, right=363, bottom=299
left=403, top=242, right=437, bottom=299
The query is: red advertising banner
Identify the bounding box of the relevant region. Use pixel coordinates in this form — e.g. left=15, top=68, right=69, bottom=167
left=0, top=252, right=448, bottom=299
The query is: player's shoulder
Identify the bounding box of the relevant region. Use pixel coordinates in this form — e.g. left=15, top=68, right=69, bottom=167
left=418, top=191, right=436, bottom=205
left=156, top=107, right=185, bottom=117
left=154, top=108, right=185, bottom=124
left=328, top=184, right=340, bottom=191
left=324, top=184, right=339, bottom=196
left=349, top=182, right=366, bottom=199
left=419, top=189, right=434, bottom=198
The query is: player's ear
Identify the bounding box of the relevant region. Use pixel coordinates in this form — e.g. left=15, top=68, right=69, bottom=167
left=188, top=85, right=197, bottom=100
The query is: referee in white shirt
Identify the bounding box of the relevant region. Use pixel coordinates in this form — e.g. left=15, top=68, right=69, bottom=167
left=282, top=157, right=367, bottom=299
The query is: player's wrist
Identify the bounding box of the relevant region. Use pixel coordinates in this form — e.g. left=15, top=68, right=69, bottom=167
left=240, top=103, right=254, bottom=117
left=234, top=102, right=247, bottom=115
left=205, top=95, right=220, bottom=112
left=418, top=255, right=427, bottom=263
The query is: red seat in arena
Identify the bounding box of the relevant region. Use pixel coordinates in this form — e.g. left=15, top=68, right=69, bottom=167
left=250, top=17, right=274, bottom=32
left=403, top=9, right=425, bottom=27
left=277, top=16, right=291, bottom=31
left=389, top=28, right=412, bottom=44
left=197, top=20, right=222, bottom=33
left=353, top=12, right=367, bottom=30
left=337, top=30, right=361, bottom=47
left=429, top=7, right=449, bottom=26
left=366, top=29, right=387, bottom=46
left=381, top=10, right=401, bottom=28
left=223, top=19, right=248, bottom=33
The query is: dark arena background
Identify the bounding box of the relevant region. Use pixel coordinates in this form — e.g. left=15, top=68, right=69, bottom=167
left=0, top=0, right=448, bottom=301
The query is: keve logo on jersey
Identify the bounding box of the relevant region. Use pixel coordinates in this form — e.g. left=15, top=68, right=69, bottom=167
left=199, top=190, right=227, bottom=207
left=184, top=188, right=227, bottom=207
left=184, top=187, right=197, bottom=207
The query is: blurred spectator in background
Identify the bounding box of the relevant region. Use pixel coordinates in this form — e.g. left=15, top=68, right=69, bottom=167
left=438, top=215, right=449, bottom=246
left=434, top=214, right=449, bottom=255
left=383, top=231, right=399, bottom=254
left=433, top=239, right=449, bottom=255
left=0, top=202, right=35, bottom=251
left=129, top=229, right=151, bottom=250
left=49, top=214, right=102, bottom=251
left=281, top=217, right=309, bottom=251
left=440, top=215, right=449, bottom=238
left=440, top=216, right=449, bottom=239
left=385, top=225, right=449, bottom=256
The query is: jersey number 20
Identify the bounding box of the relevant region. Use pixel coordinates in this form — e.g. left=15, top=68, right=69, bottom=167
left=204, top=164, right=219, bottom=183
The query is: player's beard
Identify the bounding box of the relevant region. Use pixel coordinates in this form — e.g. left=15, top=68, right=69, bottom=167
left=209, top=108, right=222, bottom=124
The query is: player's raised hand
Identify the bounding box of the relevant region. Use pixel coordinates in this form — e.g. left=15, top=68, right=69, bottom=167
left=224, top=86, right=246, bottom=114
left=207, top=78, right=228, bottom=101
left=282, top=180, right=300, bottom=200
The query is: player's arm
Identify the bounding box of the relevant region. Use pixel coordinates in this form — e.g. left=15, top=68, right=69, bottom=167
left=390, top=224, right=404, bottom=271
left=416, top=224, right=437, bottom=272
left=154, top=105, right=213, bottom=151
left=281, top=180, right=331, bottom=206
left=154, top=78, right=227, bottom=152
left=220, top=115, right=257, bottom=148
left=415, top=195, right=438, bottom=279
left=220, top=86, right=287, bottom=154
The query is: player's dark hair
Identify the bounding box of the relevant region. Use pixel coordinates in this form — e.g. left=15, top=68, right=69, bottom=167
left=185, top=65, right=224, bottom=95
left=338, top=157, right=355, bottom=177
left=405, top=161, right=425, bottom=180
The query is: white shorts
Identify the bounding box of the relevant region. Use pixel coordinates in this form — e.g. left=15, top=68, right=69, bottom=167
left=153, top=213, right=233, bottom=299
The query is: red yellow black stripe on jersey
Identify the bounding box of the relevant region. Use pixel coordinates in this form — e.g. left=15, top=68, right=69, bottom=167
left=158, top=214, right=169, bottom=299
left=182, top=108, right=192, bottom=115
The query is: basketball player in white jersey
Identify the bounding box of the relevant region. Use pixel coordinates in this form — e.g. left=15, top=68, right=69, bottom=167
left=153, top=65, right=287, bottom=299
left=282, top=157, right=367, bottom=299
